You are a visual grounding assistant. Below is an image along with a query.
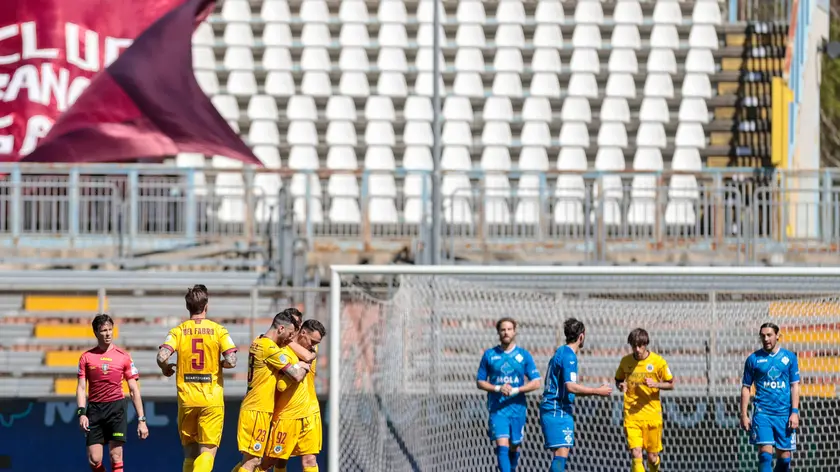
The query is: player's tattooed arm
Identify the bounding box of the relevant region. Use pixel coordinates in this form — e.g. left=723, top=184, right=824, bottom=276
left=282, top=362, right=310, bottom=382
left=288, top=341, right=316, bottom=363
left=156, top=348, right=175, bottom=376
left=222, top=350, right=237, bottom=369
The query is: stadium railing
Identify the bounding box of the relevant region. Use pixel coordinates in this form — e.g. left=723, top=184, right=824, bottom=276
left=2, top=165, right=840, bottom=266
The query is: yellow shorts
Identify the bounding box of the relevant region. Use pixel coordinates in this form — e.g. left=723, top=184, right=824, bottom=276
left=236, top=410, right=273, bottom=456
left=264, top=413, right=322, bottom=460
left=625, top=420, right=663, bottom=453
left=178, top=405, right=224, bottom=447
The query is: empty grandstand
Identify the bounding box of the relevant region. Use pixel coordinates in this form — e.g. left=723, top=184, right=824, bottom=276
left=1, top=0, right=833, bottom=276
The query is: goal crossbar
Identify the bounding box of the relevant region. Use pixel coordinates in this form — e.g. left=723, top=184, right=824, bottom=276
left=327, top=265, right=840, bottom=472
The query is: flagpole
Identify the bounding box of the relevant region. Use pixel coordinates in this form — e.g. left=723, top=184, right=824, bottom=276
left=430, top=0, right=443, bottom=265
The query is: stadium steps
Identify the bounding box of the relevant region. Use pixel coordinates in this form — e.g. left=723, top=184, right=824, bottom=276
left=707, top=24, right=788, bottom=168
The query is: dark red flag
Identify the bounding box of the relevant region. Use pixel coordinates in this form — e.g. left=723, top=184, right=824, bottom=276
left=0, top=0, right=183, bottom=160
left=19, top=0, right=260, bottom=165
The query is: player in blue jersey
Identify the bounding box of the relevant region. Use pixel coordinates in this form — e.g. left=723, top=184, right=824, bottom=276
left=476, top=317, right=542, bottom=472
left=540, top=318, right=612, bottom=472
left=740, top=322, right=801, bottom=472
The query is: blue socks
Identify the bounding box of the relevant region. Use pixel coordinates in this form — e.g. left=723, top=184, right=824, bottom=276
left=510, top=448, right=521, bottom=472
left=550, top=456, right=567, bottom=472
left=774, top=457, right=791, bottom=472
left=496, top=446, right=511, bottom=472
left=759, top=452, right=773, bottom=472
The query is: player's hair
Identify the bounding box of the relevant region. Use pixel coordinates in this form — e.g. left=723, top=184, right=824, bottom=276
left=760, top=322, right=780, bottom=334
left=92, top=314, right=114, bottom=333
left=281, top=307, right=303, bottom=325
left=495, top=317, right=517, bottom=332
left=302, top=319, right=327, bottom=337
left=564, top=318, right=586, bottom=344
left=185, top=284, right=209, bottom=315
left=272, top=311, right=299, bottom=331
left=627, top=328, right=650, bottom=347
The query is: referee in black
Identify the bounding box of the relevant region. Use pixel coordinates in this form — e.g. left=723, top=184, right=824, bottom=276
left=76, top=314, right=149, bottom=472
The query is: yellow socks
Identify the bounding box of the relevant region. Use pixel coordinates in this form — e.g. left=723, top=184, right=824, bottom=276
left=649, top=456, right=661, bottom=472
left=631, top=458, right=645, bottom=472
left=183, top=458, right=195, bottom=472
left=303, top=467, right=319, bottom=472
left=193, top=452, right=215, bottom=472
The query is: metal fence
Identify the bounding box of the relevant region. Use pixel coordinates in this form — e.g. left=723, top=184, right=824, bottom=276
left=1, top=165, right=840, bottom=266
left=729, top=0, right=793, bottom=22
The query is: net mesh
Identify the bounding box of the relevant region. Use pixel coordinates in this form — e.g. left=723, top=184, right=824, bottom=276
left=336, top=274, right=840, bottom=472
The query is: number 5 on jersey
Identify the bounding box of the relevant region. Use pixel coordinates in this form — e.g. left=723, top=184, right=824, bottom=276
left=192, top=338, right=205, bottom=370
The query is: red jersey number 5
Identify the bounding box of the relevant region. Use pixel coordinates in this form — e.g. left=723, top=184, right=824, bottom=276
left=191, top=338, right=205, bottom=370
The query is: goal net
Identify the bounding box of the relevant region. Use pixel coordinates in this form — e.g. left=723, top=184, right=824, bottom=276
left=328, top=267, right=840, bottom=472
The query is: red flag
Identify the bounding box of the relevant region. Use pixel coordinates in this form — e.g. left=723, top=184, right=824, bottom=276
left=0, top=0, right=185, bottom=161
left=18, top=0, right=260, bottom=165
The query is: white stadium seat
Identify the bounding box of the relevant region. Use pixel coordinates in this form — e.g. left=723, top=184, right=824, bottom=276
left=693, top=1, right=723, bottom=25
left=300, top=0, right=329, bottom=23
left=611, top=25, right=641, bottom=50
left=378, top=1, right=407, bottom=24
left=261, top=0, right=291, bottom=22
left=457, top=1, right=486, bottom=24
left=653, top=1, right=683, bottom=25
left=221, top=0, right=251, bottom=22
left=223, top=24, right=255, bottom=47
left=326, top=96, right=357, bottom=121
left=443, top=96, right=474, bottom=122
left=339, top=0, right=369, bottom=23
left=535, top=1, right=565, bottom=23
left=246, top=95, right=278, bottom=121
left=561, top=97, right=592, bottom=123
left=614, top=1, right=643, bottom=25
left=689, top=25, right=720, bottom=50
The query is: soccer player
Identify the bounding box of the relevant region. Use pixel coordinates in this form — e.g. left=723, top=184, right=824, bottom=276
left=615, top=328, right=675, bottom=472
left=740, top=322, right=800, bottom=472
left=291, top=319, right=328, bottom=471
left=279, top=307, right=317, bottom=365
left=476, top=317, right=542, bottom=472
left=231, top=311, right=310, bottom=472
left=259, top=319, right=328, bottom=472
left=540, top=318, right=612, bottom=472
left=156, top=284, right=238, bottom=472
left=76, top=314, right=149, bottom=472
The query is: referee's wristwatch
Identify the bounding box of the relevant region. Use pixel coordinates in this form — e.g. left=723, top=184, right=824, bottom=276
left=138, top=416, right=147, bottom=423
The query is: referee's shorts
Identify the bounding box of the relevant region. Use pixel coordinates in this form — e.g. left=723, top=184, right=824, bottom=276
left=86, top=398, right=129, bottom=446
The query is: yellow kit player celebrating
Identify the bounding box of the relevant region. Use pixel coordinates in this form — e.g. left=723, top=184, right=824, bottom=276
left=231, top=311, right=311, bottom=472
left=260, top=319, right=327, bottom=472
left=614, top=328, right=675, bottom=472
left=157, top=284, right=238, bottom=472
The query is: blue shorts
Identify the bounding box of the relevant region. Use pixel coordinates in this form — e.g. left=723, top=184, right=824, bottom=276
left=540, top=411, right=575, bottom=450
left=750, top=413, right=797, bottom=451
left=488, top=412, right=526, bottom=445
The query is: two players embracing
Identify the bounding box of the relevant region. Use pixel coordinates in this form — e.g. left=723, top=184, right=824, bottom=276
left=477, top=317, right=801, bottom=472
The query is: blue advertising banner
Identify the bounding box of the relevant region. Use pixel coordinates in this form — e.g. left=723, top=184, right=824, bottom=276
left=0, top=399, right=328, bottom=472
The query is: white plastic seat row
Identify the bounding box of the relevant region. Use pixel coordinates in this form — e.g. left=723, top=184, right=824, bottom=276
left=557, top=122, right=707, bottom=148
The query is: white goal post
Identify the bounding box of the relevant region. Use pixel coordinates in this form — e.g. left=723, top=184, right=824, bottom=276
left=328, top=266, right=840, bottom=472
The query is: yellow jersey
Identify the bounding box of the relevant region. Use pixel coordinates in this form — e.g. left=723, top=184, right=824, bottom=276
left=161, top=318, right=237, bottom=407
left=273, top=346, right=311, bottom=420
left=304, top=345, right=320, bottom=416
left=615, top=351, right=673, bottom=423
left=241, top=335, right=293, bottom=413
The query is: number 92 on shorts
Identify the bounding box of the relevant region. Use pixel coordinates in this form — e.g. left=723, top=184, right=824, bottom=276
left=264, top=413, right=323, bottom=460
